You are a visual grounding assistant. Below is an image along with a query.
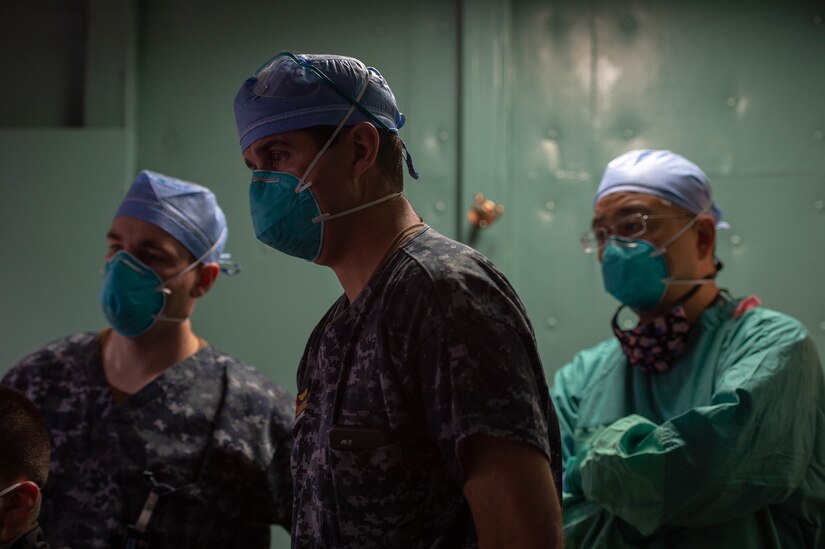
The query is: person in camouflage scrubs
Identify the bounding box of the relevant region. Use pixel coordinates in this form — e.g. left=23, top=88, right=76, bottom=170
left=233, top=52, right=563, bottom=547
left=3, top=171, right=293, bottom=548
left=0, top=386, right=61, bottom=549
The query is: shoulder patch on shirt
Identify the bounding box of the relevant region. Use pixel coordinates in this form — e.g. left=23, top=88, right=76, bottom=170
left=296, top=387, right=309, bottom=419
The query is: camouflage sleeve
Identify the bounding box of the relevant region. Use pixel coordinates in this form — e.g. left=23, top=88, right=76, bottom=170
left=414, top=310, right=552, bottom=480
left=2, top=346, right=52, bottom=404
left=264, top=388, right=295, bottom=530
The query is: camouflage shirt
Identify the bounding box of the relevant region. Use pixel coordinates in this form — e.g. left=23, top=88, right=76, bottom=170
left=2, top=333, right=294, bottom=549
left=292, top=227, right=561, bottom=548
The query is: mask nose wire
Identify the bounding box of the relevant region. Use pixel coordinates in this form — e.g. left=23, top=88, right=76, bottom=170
left=294, top=66, right=372, bottom=195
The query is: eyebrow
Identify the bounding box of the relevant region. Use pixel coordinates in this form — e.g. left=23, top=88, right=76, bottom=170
left=252, top=137, right=293, bottom=154
left=244, top=137, right=295, bottom=168
left=106, top=232, right=176, bottom=255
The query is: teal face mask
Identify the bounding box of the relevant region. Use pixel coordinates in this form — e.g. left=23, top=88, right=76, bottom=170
left=99, top=228, right=225, bottom=338
left=600, top=207, right=713, bottom=311
left=250, top=171, right=324, bottom=261
left=601, top=238, right=669, bottom=310
left=249, top=170, right=401, bottom=262
left=100, top=251, right=180, bottom=337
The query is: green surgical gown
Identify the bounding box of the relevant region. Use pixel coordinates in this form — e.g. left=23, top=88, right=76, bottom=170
left=551, top=297, right=825, bottom=548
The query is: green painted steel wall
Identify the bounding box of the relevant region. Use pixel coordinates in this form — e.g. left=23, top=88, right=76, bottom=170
left=1, top=1, right=824, bottom=547
left=462, top=0, right=825, bottom=373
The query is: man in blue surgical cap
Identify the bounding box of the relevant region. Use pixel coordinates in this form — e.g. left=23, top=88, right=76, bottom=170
left=3, top=171, right=294, bottom=548
left=552, top=149, right=825, bottom=547
left=233, top=52, right=563, bottom=547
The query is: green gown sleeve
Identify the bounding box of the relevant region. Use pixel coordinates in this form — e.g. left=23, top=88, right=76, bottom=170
left=570, top=312, right=823, bottom=536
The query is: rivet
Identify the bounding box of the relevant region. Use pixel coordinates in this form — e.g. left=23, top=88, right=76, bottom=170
left=546, top=317, right=558, bottom=328
left=726, top=96, right=738, bottom=107
left=161, top=133, right=178, bottom=150
left=623, top=128, right=635, bottom=138
left=544, top=201, right=556, bottom=211
left=438, top=131, right=449, bottom=142
left=814, top=130, right=824, bottom=141
left=547, top=129, right=558, bottom=139
left=815, top=200, right=824, bottom=211
left=435, top=201, right=446, bottom=212
left=730, top=234, right=742, bottom=246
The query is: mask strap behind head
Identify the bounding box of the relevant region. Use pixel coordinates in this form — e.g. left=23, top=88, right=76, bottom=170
left=650, top=200, right=714, bottom=258
left=0, top=482, right=25, bottom=499
left=660, top=201, right=721, bottom=286
left=294, top=66, right=371, bottom=194
left=154, top=228, right=228, bottom=324
left=273, top=51, right=419, bottom=182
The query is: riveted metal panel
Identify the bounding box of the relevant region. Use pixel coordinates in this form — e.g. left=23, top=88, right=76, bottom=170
left=712, top=175, right=825, bottom=356
left=463, top=0, right=825, bottom=375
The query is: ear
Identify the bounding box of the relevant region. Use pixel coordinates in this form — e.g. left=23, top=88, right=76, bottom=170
left=348, top=122, right=380, bottom=179
left=0, top=481, right=39, bottom=530
left=695, top=216, right=716, bottom=261
left=191, top=263, right=219, bottom=298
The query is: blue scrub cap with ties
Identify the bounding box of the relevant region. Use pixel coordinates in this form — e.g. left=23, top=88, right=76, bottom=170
left=233, top=51, right=418, bottom=178
left=595, top=149, right=730, bottom=229
left=114, top=170, right=240, bottom=274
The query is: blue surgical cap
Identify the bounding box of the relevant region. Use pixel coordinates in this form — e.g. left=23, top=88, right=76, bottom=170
left=234, top=52, right=407, bottom=152
left=595, top=149, right=729, bottom=229
left=115, top=170, right=230, bottom=264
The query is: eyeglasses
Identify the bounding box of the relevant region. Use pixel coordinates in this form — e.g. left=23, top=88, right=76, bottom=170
left=581, top=212, right=692, bottom=253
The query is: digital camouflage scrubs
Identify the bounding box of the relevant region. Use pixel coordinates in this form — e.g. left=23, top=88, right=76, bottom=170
left=3, top=333, right=294, bottom=549
left=291, top=227, right=562, bottom=548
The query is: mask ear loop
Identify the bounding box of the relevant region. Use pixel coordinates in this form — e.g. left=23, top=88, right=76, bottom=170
left=657, top=202, right=720, bottom=286
left=294, top=68, right=372, bottom=195
left=0, top=482, right=25, bottom=498
left=312, top=192, right=403, bottom=223
left=154, top=228, right=227, bottom=323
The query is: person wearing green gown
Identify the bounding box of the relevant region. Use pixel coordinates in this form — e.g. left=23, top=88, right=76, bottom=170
left=552, top=149, right=825, bottom=548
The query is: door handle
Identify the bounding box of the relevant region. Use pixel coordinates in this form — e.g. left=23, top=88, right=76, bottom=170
left=467, top=193, right=504, bottom=246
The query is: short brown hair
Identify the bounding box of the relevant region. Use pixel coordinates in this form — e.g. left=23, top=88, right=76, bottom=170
left=0, top=386, right=51, bottom=488
left=305, top=125, right=404, bottom=191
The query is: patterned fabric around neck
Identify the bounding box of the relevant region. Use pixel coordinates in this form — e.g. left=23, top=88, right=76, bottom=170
left=611, top=305, right=694, bottom=373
